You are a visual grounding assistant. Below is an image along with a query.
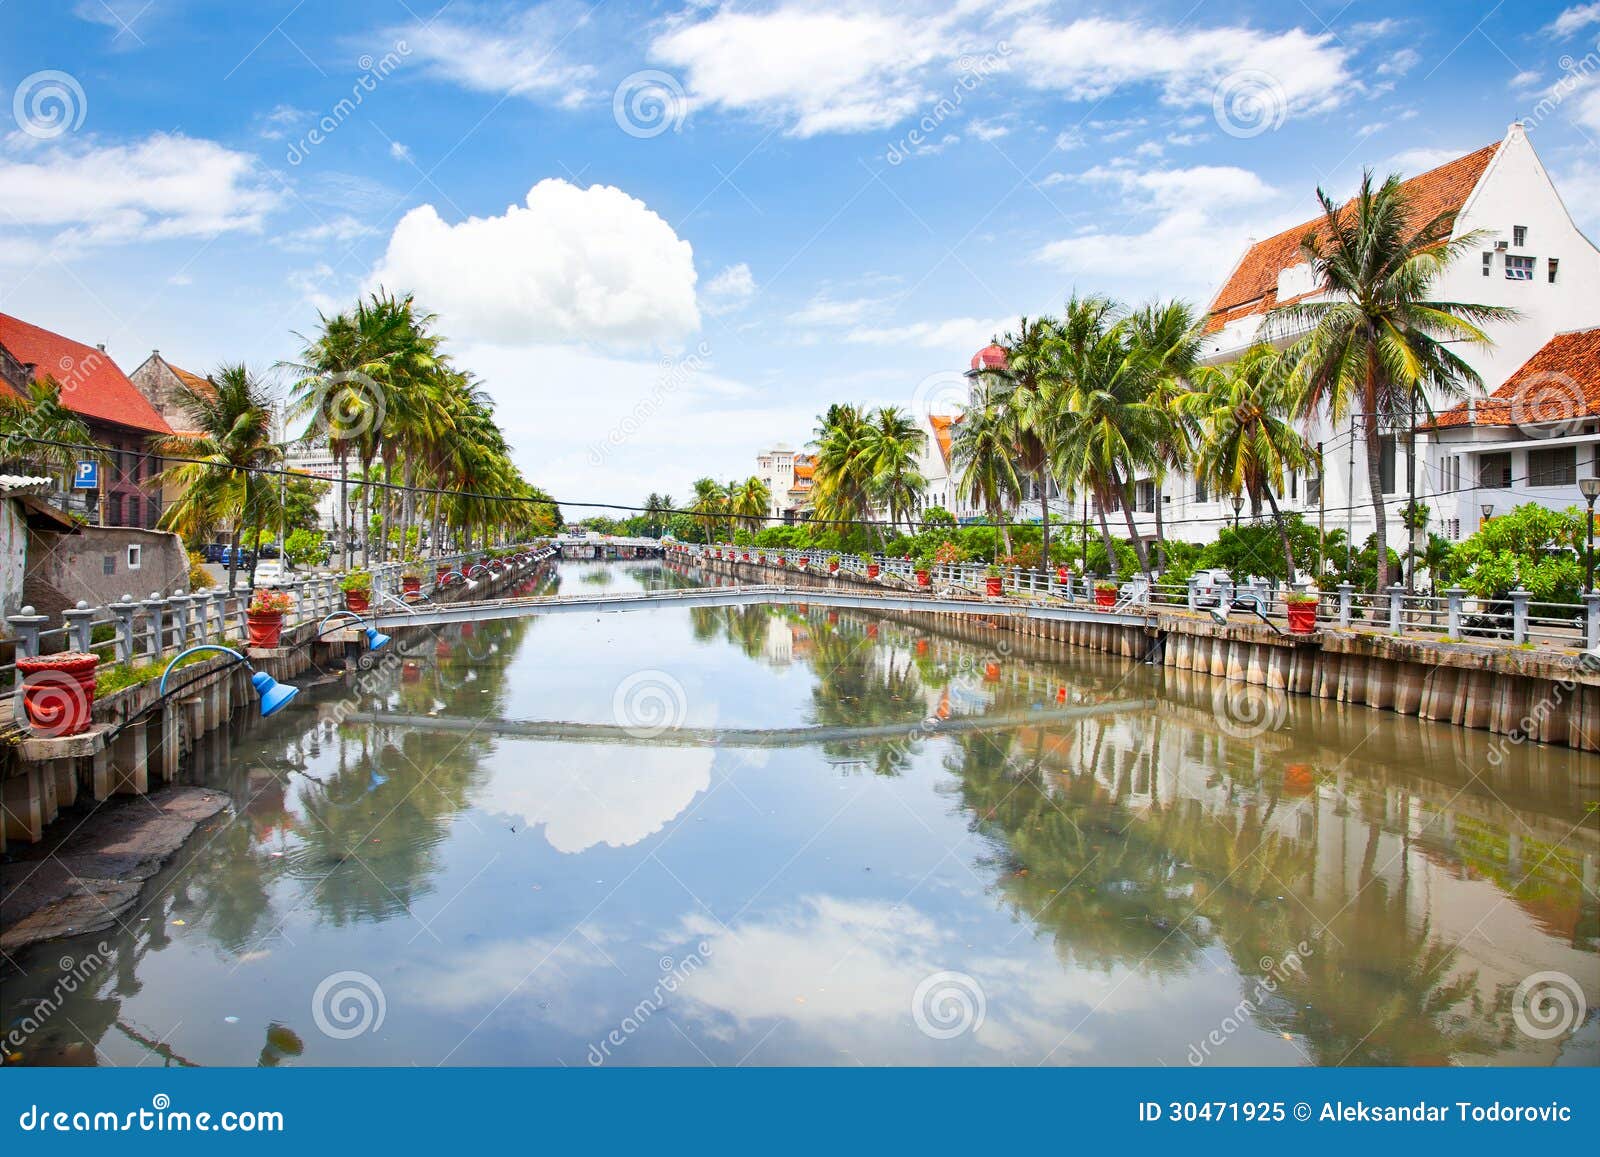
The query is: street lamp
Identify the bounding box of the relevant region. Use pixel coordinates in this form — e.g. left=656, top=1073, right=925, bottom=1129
left=1481, top=503, right=1494, bottom=527
left=1580, top=477, right=1600, bottom=595
left=316, top=611, right=391, bottom=651
left=1231, top=494, right=1244, bottom=530
left=157, top=645, right=300, bottom=718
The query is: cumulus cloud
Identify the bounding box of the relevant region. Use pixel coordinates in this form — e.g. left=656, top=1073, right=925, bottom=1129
left=844, top=317, right=1008, bottom=350
left=0, top=132, right=279, bottom=251
left=366, top=178, right=701, bottom=346
left=1008, top=17, right=1352, bottom=114
left=1548, top=3, right=1600, bottom=37
left=650, top=2, right=956, bottom=136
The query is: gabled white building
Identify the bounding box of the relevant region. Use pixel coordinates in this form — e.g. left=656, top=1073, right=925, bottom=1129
left=1153, top=122, right=1600, bottom=553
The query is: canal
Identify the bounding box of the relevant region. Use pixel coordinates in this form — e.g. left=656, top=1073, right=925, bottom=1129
left=4, top=559, right=1596, bottom=1066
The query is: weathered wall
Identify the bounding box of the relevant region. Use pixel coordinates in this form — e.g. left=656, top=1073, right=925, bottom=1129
left=23, top=525, right=188, bottom=620
left=0, top=500, right=27, bottom=621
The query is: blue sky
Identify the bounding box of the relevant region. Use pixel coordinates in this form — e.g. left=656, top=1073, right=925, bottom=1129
left=4, top=0, right=1600, bottom=508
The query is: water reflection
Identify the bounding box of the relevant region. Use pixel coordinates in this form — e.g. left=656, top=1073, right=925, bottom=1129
left=2, top=560, right=1594, bottom=1067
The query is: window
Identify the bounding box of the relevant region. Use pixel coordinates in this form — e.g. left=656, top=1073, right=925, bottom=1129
left=1549, top=258, right=1560, bottom=284
left=1505, top=255, right=1536, bottom=280
left=127, top=495, right=140, bottom=527
left=1482, top=252, right=1493, bottom=277
left=1135, top=480, right=1156, bottom=513
left=107, top=493, right=123, bottom=524
left=102, top=554, right=115, bottom=576
left=1447, top=518, right=1460, bottom=541
left=126, top=544, right=142, bottom=570
left=1287, top=469, right=1298, bottom=501
left=1513, top=225, right=1527, bottom=247
left=1378, top=435, right=1397, bottom=494
left=1306, top=469, right=1322, bottom=506
left=1193, top=478, right=1208, bottom=505
left=1478, top=452, right=1512, bottom=489
left=1528, top=446, right=1576, bottom=487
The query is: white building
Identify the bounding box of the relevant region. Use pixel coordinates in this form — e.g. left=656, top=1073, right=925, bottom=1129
left=1140, top=122, right=1599, bottom=555
left=754, top=443, right=815, bottom=522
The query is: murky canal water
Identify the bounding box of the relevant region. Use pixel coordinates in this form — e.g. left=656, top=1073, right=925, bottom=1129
left=5, top=559, right=1597, bottom=1066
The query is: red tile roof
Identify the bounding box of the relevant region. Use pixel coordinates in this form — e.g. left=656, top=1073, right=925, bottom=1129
left=0, top=313, right=172, bottom=434
left=1428, top=326, right=1600, bottom=430
left=970, top=343, right=1007, bottom=372
left=1204, top=142, right=1501, bottom=335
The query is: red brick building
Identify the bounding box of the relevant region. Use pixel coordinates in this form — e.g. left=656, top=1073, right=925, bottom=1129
left=0, top=312, right=173, bottom=528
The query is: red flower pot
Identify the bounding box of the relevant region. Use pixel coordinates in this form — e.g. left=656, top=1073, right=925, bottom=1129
left=1286, top=601, right=1318, bottom=634
left=1056, top=566, right=1069, bottom=584
left=402, top=576, right=422, bottom=600
left=985, top=576, right=1003, bottom=597
left=17, top=652, right=98, bottom=737
left=1094, top=587, right=1117, bottom=608
left=246, top=610, right=284, bottom=649
left=436, top=567, right=451, bottom=583
left=344, top=589, right=371, bottom=613
left=742, top=553, right=751, bottom=562
left=829, top=563, right=839, bottom=573
left=915, top=639, right=928, bottom=655
left=866, top=624, right=879, bottom=639
left=916, top=570, right=930, bottom=587
left=866, top=564, right=880, bottom=579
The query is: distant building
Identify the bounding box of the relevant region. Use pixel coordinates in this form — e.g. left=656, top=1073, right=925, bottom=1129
left=0, top=312, right=173, bottom=528
left=754, top=443, right=816, bottom=522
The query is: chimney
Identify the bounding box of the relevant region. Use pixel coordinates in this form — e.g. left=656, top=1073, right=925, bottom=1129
left=96, top=343, right=106, bottom=352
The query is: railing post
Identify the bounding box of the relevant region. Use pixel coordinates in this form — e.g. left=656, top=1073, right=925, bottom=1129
left=1186, top=576, right=1199, bottom=611
left=1586, top=593, right=1600, bottom=652
left=1446, top=588, right=1465, bottom=639
left=7, top=608, right=47, bottom=659
left=1337, top=582, right=1353, bottom=628
left=111, top=596, right=138, bottom=664
left=1387, top=584, right=1404, bottom=635
left=1511, top=588, right=1530, bottom=644
left=211, top=590, right=231, bottom=642
left=169, top=593, right=192, bottom=647
left=142, top=592, right=166, bottom=658
left=1217, top=575, right=1233, bottom=612
left=63, top=602, right=96, bottom=654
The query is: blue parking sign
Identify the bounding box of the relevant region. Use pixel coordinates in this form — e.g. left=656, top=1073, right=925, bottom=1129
left=72, top=459, right=99, bottom=489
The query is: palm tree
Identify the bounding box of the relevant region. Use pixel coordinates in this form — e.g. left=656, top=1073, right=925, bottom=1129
left=731, top=476, right=771, bottom=534
left=1127, top=300, right=1201, bottom=571
left=1186, top=345, right=1311, bottom=581
left=0, top=377, right=106, bottom=490
left=951, top=382, right=1022, bottom=556
left=689, top=477, right=727, bottom=543
left=811, top=404, right=875, bottom=543
left=153, top=364, right=282, bottom=592
left=978, top=317, right=1059, bottom=563
left=1275, top=170, right=1516, bottom=591
left=643, top=492, right=669, bottom=537
left=862, top=406, right=927, bottom=535
left=1050, top=295, right=1161, bottom=577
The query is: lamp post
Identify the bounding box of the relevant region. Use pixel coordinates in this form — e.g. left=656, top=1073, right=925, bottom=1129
left=1231, top=493, right=1244, bottom=530
left=1481, top=503, right=1494, bottom=528
left=1580, top=477, right=1600, bottom=595
left=157, top=645, right=299, bottom=717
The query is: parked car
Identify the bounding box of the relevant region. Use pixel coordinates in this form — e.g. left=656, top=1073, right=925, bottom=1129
left=1189, top=569, right=1234, bottom=608
left=219, top=545, right=255, bottom=569
left=202, top=542, right=226, bottom=562
left=251, top=559, right=285, bottom=585
left=257, top=541, right=281, bottom=559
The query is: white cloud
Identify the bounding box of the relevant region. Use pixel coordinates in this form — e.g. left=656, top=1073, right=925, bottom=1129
left=1008, top=17, right=1352, bottom=114
left=1384, top=146, right=1474, bottom=175
left=1510, top=70, right=1543, bottom=92
left=703, top=261, right=757, bottom=313
left=1549, top=4, right=1600, bottom=37
left=788, top=292, right=887, bottom=327
left=0, top=132, right=279, bottom=249
left=1377, top=48, right=1420, bottom=78
left=393, top=3, right=595, bottom=106
left=650, top=2, right=956, bottom=136
left=366, top=178, right=700, bottom=346
left=844, top=316, right=1007, bottom=350
left=389, top=140, right=413, bottom=163
left=1077, top=163, right=1277, bottom=209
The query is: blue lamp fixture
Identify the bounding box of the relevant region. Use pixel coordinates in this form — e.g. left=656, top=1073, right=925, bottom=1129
left=158, top=645, right=300, bottom=718
left=317, top=611, right=391, bottom=651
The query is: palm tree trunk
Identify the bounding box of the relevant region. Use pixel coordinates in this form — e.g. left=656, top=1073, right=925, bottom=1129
left=1262, top=485, right=1297, bottom=583
left=1116, top=476, right=1152, bottom=576
left=226, top=523, right=242, bottom=593
left=1151, top=467, right=1167, bottom=573
left=1037, top=465, right=1052, bottom=570
left=338, top=451, right=349, bottom=571
left=1094, top=489, right=1119, bottom=578
left=1362, top=392, right=1390, bottom=593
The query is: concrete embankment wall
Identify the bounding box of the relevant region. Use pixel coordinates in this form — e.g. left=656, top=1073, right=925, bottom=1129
left=696, top=555, right=1600, bottom=754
